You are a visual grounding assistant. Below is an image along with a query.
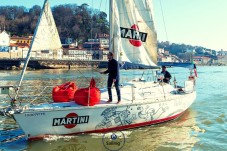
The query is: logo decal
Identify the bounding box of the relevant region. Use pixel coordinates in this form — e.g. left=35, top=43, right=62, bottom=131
left=120, top=24, right=147, bottom=47
left=102, top=131, right=125, bottom=151
left=53, top=113, right=89, bottom=129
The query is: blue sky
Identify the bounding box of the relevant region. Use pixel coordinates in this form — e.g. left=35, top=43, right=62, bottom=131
left=1, top=0, right=227, bottom=51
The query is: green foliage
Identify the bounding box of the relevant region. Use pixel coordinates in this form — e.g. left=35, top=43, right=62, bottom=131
left=158, top=41, right=217, bottom=58
left=0, top=4, right=109, bottom=42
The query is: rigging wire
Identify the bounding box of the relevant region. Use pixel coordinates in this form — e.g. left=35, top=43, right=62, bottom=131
left=159, top=0, right=168, bottom=41
left=90, top=0, right=94, bottom=78
left=105, top=0, right=108, bottom=13
left=159, top=0, right=178, bottom=88
left=99, top=0, right=103, bottom=11
left=76, top=0, right=95, bottom=81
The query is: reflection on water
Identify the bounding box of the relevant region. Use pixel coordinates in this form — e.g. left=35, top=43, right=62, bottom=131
left=123, top=109, right=200, bottom=151
left=1, top=66, right=227, bottom=150
left=28, top=135, right=102, bottom=151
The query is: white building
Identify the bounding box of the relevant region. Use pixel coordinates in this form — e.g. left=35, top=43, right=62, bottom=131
left=0, top=30, right=10, bottom=52
left=99, top=38, right=109, bottom=49
left=34, top=49, right=63, bottom=60
left=158, top=48, right=165, bottom=54
left=64, top=49, right=92, bottom=60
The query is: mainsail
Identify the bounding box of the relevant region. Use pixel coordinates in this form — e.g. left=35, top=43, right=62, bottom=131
left=110, top=0, right=157, bottom=66
left=16, top=0, right=62, bottom=98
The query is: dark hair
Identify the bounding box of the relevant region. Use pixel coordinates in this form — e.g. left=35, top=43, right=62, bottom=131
left=162, top=66, right=166, bottom=68
left=108, top=52, right=114, bottom=57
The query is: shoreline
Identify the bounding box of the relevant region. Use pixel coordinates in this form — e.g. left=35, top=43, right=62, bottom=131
left=0, top=59, right=107, bottom=70
left=0, top=59, right=225, bottom=70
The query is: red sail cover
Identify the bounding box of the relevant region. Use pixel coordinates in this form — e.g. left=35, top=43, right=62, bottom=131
left=74, top=78, right=101, bottom=106
left=52, top=82, right=77, bottom=102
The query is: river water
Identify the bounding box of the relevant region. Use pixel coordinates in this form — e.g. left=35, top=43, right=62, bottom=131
left=0, top=66, right=226, bottom=151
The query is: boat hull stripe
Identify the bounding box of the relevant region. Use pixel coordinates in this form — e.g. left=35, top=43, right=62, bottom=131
left=28, top=111, right=184, bottom=141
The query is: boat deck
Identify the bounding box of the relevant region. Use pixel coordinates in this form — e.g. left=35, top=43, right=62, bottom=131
left=26, top=80, right=193, bottom=111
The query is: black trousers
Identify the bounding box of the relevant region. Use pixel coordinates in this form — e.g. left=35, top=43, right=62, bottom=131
left=107, top=78, right=121, bottom=101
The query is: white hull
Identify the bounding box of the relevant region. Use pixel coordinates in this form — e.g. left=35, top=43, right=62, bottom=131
left=13, top=81, right=196, bottom=140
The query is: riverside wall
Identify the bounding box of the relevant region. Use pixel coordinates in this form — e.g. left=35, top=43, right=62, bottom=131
left=0, top=59, right=107, bottom=70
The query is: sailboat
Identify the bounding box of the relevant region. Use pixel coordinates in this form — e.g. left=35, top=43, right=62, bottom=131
left=0, top=0, right=196, bottom=141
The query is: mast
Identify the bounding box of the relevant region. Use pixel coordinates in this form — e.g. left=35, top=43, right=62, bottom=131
left=109, top=0, right=114, bottom=55
left=15, top=0, right=48, bottom=99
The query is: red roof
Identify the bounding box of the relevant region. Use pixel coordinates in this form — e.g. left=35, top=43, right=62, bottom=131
left=10, top=43, right=30, bottom=48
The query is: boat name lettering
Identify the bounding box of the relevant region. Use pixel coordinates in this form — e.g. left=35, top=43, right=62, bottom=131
left=25, top=112, right=45, bottom=117
left=120, top=27, right=147, bottom=42
left=52, top=116, right=89, bottom=126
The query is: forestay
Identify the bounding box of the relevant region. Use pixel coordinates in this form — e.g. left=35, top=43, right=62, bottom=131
left=16, top=0, right=62, bottom=98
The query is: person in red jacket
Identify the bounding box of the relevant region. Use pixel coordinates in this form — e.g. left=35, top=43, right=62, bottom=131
left=100, top=52, right=121, bottom=104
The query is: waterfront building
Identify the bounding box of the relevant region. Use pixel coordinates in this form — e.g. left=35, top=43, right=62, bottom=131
left=83, top=33, right=109, bottom=50
left=158, top=54, right=173, bottom=62
left=63, top=49, right=92, bottom=60
left=10, top=43, right=30, bottom=59
left=0, top=29, right=10, bottom=52
left=158, top=48, right=165, bottom=54
left=193, top=56, right=211, bottom=65
left=10, top=35, right=32, bottom=46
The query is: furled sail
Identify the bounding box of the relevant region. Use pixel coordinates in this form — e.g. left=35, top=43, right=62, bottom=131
left=110, top=0, right=157, bottom=66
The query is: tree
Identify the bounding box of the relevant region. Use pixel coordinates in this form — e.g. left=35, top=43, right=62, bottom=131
left=0, top=4, right=109, bottom=43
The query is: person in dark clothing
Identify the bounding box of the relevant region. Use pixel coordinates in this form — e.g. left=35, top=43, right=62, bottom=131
left=159, top=66, right=172, bottom=83
left=100, top=52, right=121, bottom=104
